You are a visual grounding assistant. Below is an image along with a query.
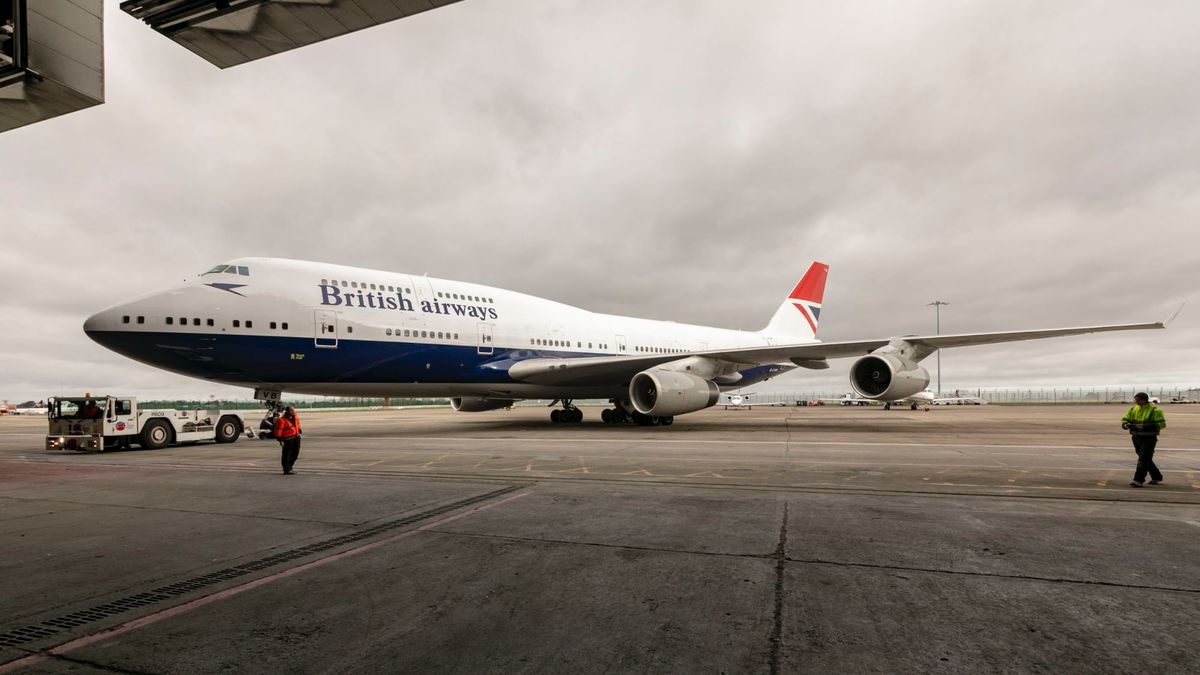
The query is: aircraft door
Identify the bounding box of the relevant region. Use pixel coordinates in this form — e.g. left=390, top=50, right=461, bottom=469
left=314, top=309, right=338, bottom=348
left=616, top=334, right=627, bottom=354
left=477, top=323, right=494, bottom=355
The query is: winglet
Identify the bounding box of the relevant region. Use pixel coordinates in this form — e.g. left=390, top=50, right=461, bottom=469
left=1164, top=302, right=1186, bottom=328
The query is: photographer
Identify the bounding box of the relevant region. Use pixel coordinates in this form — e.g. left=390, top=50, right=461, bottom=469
left=1121, top=392, right=1166, bottom=487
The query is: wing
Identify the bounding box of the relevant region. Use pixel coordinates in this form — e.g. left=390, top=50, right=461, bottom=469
left=495, top=320, right=1164, bottom=386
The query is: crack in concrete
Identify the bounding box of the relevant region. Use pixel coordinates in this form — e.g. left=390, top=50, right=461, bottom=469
left=48, top=653, right=155, bottom=675
left=768, top=502, right=789, bottom=675
left=785, top=557, right=1200, bottom=594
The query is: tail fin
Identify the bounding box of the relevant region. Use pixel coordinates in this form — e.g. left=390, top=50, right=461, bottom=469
left=762, top=262, right=829, bottom=339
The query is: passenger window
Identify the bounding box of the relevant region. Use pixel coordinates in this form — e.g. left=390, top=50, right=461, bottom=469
left=388, top=286, right=394, bottom=292
left=166, top=317, right=174, bottom=325
left=386, top=328, right=392, bottom=336
left=122, top=316, right=130, bottom=324
left=282, top=323, right=288, bottom=330
left=438, top=332, right=444, bottom=339
left=207, top=319, right=214, bottom=327
left=233, top=320, right=240, bottom=327
left=330, top=279, right=338, bottom=286
left=404, top=330, right=410, bottom=337
left=437, top=292, right=443, bottom=298
left=270, top=322, right=277, bottom=330
left=246, top=320, right=253, bottom=328
left=137, top=316, right=145, bottom=324
left=321, top=279, right=328, bottom=285
left=193, top=318, right=200, bottom=326
left=179, top=317, right=186, bottom=325
left=346, top=326, right=352, bottom=333
left=421, top=331, right=427, bottom=338
left=351, top=282, right=358, bottom=288
left=341, top=281, right=348, bottom=287
left=454, top=333, right=459, bottom=339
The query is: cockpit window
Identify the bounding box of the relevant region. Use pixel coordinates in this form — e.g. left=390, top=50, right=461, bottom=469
left=201, top=264, right=251, bottom=276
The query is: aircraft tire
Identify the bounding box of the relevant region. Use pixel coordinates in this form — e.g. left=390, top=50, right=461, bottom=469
left=661, top=416, right=674, bottom=426
left=550, top=409, right=561, bottom=423
left=569, top=408, right=583, bottom=423
left=140, top=419, right=173, bottom=449
left=910, top=403, right=918, bottom=411
left=601, top=409, right=612, bottom=423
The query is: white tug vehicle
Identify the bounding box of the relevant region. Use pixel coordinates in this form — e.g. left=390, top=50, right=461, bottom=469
left=45, top=395, right=248, bottom=451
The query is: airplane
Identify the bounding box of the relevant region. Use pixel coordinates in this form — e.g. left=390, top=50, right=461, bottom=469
left=12, top=406, right=49, bottom=415
left=81, top=257, right=1169, bottom=427
left=722, top=392, right=786, bottom=410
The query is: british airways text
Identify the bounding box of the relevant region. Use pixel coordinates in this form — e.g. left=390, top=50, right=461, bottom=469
left=319, top=285, right=499, bottom=320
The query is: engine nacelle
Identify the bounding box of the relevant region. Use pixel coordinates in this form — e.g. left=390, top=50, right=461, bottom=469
left=849, top=354, right=930, bottom=400
left=629, top=370, right=720, bottom=417
left=450, top=397, right=515, bottom=412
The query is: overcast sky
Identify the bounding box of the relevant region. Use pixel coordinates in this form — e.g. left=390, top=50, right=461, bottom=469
left=1, top=0, right=1197, bottom=403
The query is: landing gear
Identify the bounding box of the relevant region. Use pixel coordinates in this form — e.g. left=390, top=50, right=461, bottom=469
left=883, top=402, right=892, bottom=410
left=910, top=402, right=919, bottom=411
left=256, top=394, right=285, bottom=440
left=598, top=400, right=672, bottom=426
left=549, top=400, right=583, bottom=424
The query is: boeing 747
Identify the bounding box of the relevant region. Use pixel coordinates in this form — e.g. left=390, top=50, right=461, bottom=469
left=83, top=258, right=1166, bottom=426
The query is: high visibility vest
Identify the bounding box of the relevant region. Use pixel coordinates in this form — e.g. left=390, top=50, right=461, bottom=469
left=1122, top=404, right=1165, bottom=436
left=274, top=415, right=301, bottom=439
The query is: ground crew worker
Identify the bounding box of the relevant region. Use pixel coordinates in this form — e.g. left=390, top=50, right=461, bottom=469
left=273, top=406, right=302, bottom=475
left=79, top=400, right=101, bottom=420
left=1122, top=392, right=1165, bottom=487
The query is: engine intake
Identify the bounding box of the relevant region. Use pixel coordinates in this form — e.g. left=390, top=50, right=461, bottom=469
left=450, top=397, right=515, bottom=412
left=629, top=370, right=720, bottom=416
left=850, top=354, right=929, bottom=400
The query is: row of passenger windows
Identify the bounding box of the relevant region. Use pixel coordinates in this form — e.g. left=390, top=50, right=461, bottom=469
left=122, top=315, right=288, bottom=330
left=319, top=278, right=494, bottom=304
left=636, top=346, right=686, bottom=354
left=530, top=338, right=609, bottom=350
left=386, top=328, right=460, bottom=340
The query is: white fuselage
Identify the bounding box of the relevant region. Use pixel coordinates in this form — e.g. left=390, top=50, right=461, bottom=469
left=83, top=258, right=801, bottom=399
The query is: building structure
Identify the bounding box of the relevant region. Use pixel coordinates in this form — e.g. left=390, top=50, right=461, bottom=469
left=0, top=0, right=104, bottom=134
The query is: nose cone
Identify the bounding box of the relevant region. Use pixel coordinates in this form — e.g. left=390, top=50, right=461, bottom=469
left=83, top=307, right=121, bottom=350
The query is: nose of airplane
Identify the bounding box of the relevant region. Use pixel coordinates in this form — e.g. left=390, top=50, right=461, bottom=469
left=83, top=306, right=120, bottom=349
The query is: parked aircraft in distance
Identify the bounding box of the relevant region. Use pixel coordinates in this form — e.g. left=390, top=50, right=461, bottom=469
left=83, top=258, right=1169, bottom=427
left=722, top=393, right=786, bottom=410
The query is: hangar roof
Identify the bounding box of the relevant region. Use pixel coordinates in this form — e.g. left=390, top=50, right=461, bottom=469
left=120, top=0, right=463, bottom=69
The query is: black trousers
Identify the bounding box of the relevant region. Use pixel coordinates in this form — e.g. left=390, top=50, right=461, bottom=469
left=280, top=437, right=301, bottom=472
left=1131, top=435, right=1163, bottom=483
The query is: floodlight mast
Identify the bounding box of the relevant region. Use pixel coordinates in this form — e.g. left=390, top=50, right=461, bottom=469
left=927, top=300, right=950, bottom=395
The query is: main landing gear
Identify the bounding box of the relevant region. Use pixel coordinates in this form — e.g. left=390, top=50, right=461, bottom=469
left=549, top=399, right=583, bottom=424
left=600, top=402, right=673, bottom=426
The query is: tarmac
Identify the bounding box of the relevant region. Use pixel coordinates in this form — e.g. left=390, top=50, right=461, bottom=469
left=1, top=403, right=1197, bottom=674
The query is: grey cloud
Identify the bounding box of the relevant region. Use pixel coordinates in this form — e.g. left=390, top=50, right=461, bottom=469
left=0, top=0, right=1197, bottom=400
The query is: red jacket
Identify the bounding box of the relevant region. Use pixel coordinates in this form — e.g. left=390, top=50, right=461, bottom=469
left=273, top=414, right=301, bottom=440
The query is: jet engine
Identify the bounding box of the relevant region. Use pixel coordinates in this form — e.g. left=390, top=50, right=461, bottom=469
left=450, top=397, right=516, bottom=412
left=629, top=369, right=720, bottom=417
left=849, top=354, right=930, bottom=400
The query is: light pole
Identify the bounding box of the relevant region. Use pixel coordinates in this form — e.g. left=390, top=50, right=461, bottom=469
left=927, top=300, right=949, bottom=395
